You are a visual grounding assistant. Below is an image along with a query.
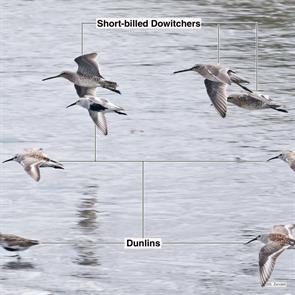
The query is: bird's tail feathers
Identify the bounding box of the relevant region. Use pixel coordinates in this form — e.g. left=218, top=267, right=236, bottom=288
left=228, top=71, right=249, bottom=84
left=288, top=238, right=295, bottom=246
left=235, top=82, right=253, bottom=93
left=270, top=105, right=288, bottom=113
left=228, top=72, right=254, bottom=93
left=101, top=80, right=121, bottom=94
left=41, top=161, right=64, bottom=169
left=52, top=164, right=64, bottom=169
left=30, top=240, right=39, bottom=245
left=114, top=110, right=127, bottom=115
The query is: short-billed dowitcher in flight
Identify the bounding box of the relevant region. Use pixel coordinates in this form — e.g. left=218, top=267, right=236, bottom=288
left=3, top=148, right=64, bottom=181
left=173, top=64, right=252, bottom=118
left=42, top=52, right=121, bottom=96
left=66, top=95, right=127, bottom=136
left=245, top=224, right=295, bottom=287
left=228, top=92, right=288, bottom=113
left=268, top=151, right=295, bottom=172
left=0, top=233, right=39, bottom=259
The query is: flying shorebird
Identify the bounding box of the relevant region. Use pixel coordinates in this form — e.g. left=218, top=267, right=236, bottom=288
left=2, top=148, right=64, bottom=181
left=0, top=233, right=39, bottom=258
left=245, top=224, right=295, bottom=287
left=267, top=151, right=295, bottom=172
left=66, top=95, right=127, bottom=136
left=228, top=92, right=288, bottom=113
left=42, top=52, right=121, bottom=96
left=173, top=64, right=252, bottom=118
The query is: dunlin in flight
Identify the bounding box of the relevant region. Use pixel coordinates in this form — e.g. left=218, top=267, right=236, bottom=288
left=173, top=64, right=252, bottom=118
left=228, top=92, right=288, bottom=113
left=267, top=151, right=295, bottom=172
left=0, top=233, right=39, bottom=259
left=3, top=148, right=64, bottom=181
left=245, top=224, right=295, bottom=287
left=66, top=95, right=127, bottom=136
left=42, top=52, right=121, bottom=96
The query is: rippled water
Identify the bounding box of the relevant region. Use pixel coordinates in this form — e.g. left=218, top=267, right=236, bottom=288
left=1, top=0, right=294, bottom=294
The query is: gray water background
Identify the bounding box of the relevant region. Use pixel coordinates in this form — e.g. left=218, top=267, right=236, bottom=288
left=0, top=0, right=294, bottom=294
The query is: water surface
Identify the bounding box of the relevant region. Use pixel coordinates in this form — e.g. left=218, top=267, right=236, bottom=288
left=1, top=1, right=294, bottom=294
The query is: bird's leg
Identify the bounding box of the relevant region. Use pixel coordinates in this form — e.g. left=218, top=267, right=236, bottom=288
left=7, top=254, right=19, bottom=258
left=9, top=252, right=21, bottom=259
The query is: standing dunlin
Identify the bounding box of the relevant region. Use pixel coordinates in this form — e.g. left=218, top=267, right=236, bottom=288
left=0, top=233, right=39, bottom=259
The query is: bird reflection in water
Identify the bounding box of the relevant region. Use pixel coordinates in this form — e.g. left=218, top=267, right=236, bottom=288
left=2, top=260, right=35, bottom=270
left=74, top=184, right=102, bottom=267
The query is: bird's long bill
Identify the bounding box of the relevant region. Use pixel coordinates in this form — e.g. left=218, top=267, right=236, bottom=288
left=245, top=237, right=258, bottom=245
left=2, top=157, right=14, bottom=163
left=267, top=155, right=279, bottom=162
left=66, top=102, right=77, bottom=108
left=173, top=68, right=193, bottom=74
left=42, top=74, right=61, bottom=81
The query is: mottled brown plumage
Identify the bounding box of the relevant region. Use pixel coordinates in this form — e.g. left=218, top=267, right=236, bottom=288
left=0, top=233, right=39, bottom=257
left=2, top=148, right=64, bottom=181
left=228, top=93, right=287, bottom=113
left=246, top=224, right=295, bottom=287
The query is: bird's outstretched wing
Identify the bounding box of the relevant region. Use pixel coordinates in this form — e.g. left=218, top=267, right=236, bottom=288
left=204, top=79, right=227, bottom=118
left=289, top=154, right=295, bottom=172
left=89, top=111, right=108, bottom=136
left=74, top=85, right=96, bottom=98
left=272, top=224, right=295, bottom=238
left=259, top=242, right=287, bottom=287
left=74, top=52, right=102, bottom=78
left=21, top=157, right=41, bottom=182
left=205, top=65, right=232, bottom=84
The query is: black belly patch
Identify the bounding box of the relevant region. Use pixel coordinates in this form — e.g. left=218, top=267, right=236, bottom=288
left=90, top=103, right=107, bottom=112
left=3, top=247, right=19, bottom=251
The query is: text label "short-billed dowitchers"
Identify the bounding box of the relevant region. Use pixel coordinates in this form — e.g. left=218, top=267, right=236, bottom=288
left=96, top=18, right=201, bottom=29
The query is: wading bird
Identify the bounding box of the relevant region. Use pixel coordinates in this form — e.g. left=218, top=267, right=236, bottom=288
left=0, top=233, right=39, bottom=259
